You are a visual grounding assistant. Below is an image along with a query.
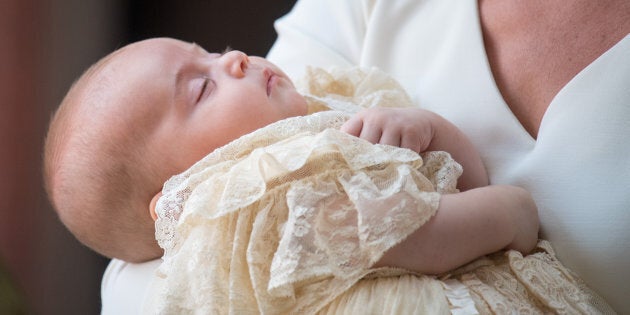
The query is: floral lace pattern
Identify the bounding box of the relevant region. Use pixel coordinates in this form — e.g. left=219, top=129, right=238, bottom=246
left=153, top=109, right=461, bottom=314
left=314, top=241, right=616, bottom=315
left=152, top=67, right=461, bottom=314
left=446, top=241, right=617, bottom=314
left=151, top=67, right=614, bottom=314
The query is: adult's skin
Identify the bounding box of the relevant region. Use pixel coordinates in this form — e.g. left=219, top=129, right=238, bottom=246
left=267, top=0, right=630, bottom=312
left=478, top=0, right=629, bottom=138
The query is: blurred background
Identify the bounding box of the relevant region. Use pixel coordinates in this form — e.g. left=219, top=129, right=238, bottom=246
left=0, top=0, right=296, bottom=313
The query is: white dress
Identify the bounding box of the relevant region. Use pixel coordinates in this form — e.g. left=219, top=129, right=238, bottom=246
left=268, top=1, right=630, bottom=313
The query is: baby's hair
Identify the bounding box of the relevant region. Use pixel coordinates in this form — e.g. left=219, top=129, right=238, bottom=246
left=43, top=49, right=163, bottom=262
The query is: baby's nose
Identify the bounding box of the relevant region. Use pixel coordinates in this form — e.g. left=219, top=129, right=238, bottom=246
left=220, top=50, right=249, bottom=78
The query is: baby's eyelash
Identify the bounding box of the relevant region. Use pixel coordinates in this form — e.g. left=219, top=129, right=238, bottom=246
left=197, top=77, right=209, bottom=103
left=222, top=46, right=233, bottom=54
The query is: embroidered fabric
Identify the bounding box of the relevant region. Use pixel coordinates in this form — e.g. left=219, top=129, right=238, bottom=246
left=152, top=67, right=460, bottom=314
left=316, top=241, right=616, bottom=315
left=151, top=67, right=614, bottom=314
left=445, top=240, right=618, bottom=314
left=153, top=108, right=461, bottom=313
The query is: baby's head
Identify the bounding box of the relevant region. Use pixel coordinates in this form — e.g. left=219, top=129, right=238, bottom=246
left=44, top=37, right=307, bottom=262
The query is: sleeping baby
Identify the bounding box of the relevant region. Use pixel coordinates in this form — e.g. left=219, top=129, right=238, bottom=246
left=44, top=37, right=613, bottom=314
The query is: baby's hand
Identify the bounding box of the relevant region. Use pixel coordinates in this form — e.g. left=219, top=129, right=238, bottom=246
left=340, top=107, right=437, bottom=153
left=343, top=107, right=490, bottom=191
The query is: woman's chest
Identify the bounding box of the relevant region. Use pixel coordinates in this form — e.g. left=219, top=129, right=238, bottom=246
left=361, top=0, right=630, bottom=180
left=478, top=0, right=630, bottom=138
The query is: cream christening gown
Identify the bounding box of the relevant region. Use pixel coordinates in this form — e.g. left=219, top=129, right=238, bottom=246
left=147, top=68, right=613, bottom=314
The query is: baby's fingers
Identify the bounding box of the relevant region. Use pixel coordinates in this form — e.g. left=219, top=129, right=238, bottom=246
left=340, top=117, right=364, bottom=136
left=359, top=124, right=383, bottom=145
left=380, top=129, right=401, bottom=147
left=340, top=116, right=384, bottom=144
left=400, top=136, right=421, bottom=153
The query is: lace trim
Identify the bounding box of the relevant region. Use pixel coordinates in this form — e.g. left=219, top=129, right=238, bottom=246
left=453, top=241, right=617, bottom=315
left=155, top=111, right=351, bottom=254
left=150, top=66, right=614, bottom=314
left=152, top=111, right=462, bottom=313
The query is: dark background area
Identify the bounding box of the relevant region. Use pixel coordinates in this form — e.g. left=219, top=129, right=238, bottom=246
left=0, top=1, right=296, bottom=314
left=127, top=0, right=297, bottom=56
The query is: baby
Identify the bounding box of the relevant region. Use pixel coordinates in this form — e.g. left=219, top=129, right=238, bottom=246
left=45, top=37, right=525, bottom=264
left=44, top=38, right=606, bottom=314
left=44, top=38, right=310, bottom=262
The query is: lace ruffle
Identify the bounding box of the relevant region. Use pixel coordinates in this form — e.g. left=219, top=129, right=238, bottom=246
left=153, top=109, right=462, bottom=314
left=151, top=66, right=614, bottom=314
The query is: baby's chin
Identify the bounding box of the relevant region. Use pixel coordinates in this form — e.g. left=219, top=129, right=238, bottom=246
left=277, top=92, right=308, bottom=118
left=295, top=97, right=309, bottom=116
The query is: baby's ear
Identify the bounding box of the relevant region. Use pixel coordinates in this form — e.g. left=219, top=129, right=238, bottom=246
left=149, top=192, right=163, bottom=222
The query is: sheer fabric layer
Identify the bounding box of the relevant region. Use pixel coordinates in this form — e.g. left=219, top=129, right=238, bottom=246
left=151, top=67, right=614, bottom=314
left=154, top=110, right=460, bottom=314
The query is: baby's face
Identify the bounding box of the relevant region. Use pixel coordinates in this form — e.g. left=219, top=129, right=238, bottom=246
left=96, top=37, right=307, bottom=175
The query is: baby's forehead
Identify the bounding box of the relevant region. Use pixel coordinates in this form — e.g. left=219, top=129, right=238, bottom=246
left=72, top=39, right=193, bottom=131
left=81, top=38, right=203, bottom=99
left=112, top=37, right=196, bottom=66
left=78, top=41, right=172, bottom=99
left=63, top=37, right=206, bottom=140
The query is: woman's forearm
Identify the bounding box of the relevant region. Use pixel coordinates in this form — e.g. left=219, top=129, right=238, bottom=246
left=373, top=185, right=539, bottom=274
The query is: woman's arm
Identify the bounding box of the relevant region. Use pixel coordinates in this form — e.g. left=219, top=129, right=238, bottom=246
left=373, top=185, right=539, bottom=274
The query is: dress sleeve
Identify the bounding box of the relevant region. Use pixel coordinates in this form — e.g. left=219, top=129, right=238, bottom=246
left=266, top=0, right=374, bottom=80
